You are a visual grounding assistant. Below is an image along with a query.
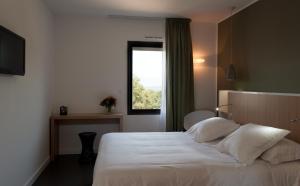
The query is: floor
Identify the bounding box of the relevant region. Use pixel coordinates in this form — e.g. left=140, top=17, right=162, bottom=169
left=33, top=155, right=95, bottom=186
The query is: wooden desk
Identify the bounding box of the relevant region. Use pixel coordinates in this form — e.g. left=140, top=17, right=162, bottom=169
left=50, top=113, right=123, bottom=161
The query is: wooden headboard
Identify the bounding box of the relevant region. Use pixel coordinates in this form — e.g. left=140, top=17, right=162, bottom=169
left=219, top=90, right=300, bottom=143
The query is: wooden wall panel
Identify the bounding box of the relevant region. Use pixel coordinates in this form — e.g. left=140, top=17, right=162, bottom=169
left=228, top=91, right=300, bottom=143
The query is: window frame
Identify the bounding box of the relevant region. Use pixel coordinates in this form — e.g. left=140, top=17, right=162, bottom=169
left=127, top=41, right=163, bottom=115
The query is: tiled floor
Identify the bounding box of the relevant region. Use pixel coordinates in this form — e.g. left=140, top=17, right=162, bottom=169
left=33, top=155, right=95, bottom=186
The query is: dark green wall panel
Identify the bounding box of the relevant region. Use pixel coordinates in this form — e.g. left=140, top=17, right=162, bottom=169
left=218, top=0, right=300, bottom=93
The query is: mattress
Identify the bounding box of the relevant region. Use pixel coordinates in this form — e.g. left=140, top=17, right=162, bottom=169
left=93, top=132, right=300, bottom=186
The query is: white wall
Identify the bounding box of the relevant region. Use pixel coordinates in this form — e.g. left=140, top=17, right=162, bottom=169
left=53, top=16, right=217, bottom=154
left=191, top=22, right=217, bottom=111
left=53, top=15, right=165, bottom=154
left=0, top=0, right=53, bottom=185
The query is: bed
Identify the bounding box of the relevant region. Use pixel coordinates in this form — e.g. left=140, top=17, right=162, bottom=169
left=93, top=132, right=300, bottom=186
left=93, top=91, right=300, bottom=186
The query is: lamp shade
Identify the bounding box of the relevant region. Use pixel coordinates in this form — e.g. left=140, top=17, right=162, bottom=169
left=226, top=64, right=236, bottom=81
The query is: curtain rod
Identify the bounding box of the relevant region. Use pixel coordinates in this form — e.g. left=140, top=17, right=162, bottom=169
left=107, top=15, right=165, bottom=21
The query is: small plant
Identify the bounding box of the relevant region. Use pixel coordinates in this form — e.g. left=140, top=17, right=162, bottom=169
left=100, top=96, right=116, bottom=113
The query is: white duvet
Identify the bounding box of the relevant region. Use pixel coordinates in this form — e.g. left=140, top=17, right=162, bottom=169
left=93, top=132, right=300, bottom=186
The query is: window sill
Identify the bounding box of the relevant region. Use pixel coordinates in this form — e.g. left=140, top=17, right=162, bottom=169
left=127, top=109, right=161, bottom=115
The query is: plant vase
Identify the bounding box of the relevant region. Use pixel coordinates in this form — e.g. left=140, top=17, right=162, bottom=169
left=100, top=96, right=116, bottom=114
left=106, top=106, right=112, bottom=113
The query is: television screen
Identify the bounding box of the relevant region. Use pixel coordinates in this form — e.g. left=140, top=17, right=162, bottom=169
left=0, top=25, right=25, bottom=76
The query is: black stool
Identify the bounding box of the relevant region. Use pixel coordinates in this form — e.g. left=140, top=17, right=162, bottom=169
left=78, top=132, right=96, bottom=163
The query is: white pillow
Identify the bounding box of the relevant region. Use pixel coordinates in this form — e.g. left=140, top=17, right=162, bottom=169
left=216, top=123, right=290, bottom=165
left=186, top=117, right=239, bottom=143
left=261, top=138, right=300, bottom=165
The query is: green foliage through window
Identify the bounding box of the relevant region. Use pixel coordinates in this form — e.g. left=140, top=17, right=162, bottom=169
left=132, top=76, right=161, bottom=109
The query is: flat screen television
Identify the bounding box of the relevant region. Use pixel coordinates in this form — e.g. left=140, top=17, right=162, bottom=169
left=0, top=25, right=25, bottom=76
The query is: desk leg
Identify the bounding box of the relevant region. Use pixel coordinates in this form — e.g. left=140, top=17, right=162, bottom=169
left=50, top=119, right=59, bottom=161
left=119, top=117, right=123, bottom=132
left=55, top=123, right=59, bottom=158
left=50, top=119, right=55, bottom=161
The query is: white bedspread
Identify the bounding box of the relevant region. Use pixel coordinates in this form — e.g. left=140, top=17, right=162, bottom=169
left=93, top=132, right=300, bottom=186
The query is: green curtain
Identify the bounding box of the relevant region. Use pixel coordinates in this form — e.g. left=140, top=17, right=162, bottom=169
left=166, top=18, right=195, bottom=132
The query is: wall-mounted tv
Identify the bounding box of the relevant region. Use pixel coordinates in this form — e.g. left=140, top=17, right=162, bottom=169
left=0, top=25, right=25, bottom=76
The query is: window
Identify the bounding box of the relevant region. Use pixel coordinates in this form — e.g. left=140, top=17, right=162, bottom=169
left=127, top=41, right=163, bottom=115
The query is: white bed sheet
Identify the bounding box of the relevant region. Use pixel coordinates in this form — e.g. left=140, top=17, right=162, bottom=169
left=93, top=132, right=300, bottom=186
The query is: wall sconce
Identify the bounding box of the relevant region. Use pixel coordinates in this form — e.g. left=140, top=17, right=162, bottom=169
left=226, top=6, right=237, bottom=81
left=193, top=58, right=205, bottom=64
left=216, top=104, right=233, bottom=118
left=290, top=118, right=300, bottom=124
left=216, top=104, right=232, bottom=111
left=226, top=64, right=237, bottom=80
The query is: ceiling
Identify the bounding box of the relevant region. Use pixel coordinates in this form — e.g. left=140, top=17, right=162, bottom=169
left=43, top=0, right=257, bottom=23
